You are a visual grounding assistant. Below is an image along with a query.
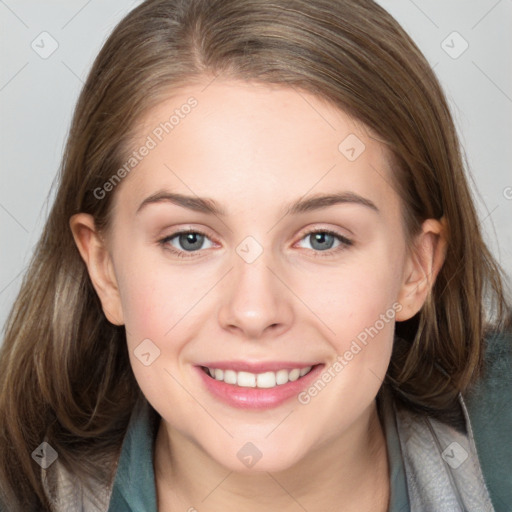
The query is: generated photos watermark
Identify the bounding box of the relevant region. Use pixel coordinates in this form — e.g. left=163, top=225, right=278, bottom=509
left=93, top=96, right=198, bottom=200
left=297, top=301, right=403, bottom=405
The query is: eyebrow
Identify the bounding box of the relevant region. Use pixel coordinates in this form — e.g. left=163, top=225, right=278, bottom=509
left=136, top=190, right=379, bottom=216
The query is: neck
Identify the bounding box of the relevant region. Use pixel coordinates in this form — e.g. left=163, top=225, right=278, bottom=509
left=154, top=401, right=389, bottom=512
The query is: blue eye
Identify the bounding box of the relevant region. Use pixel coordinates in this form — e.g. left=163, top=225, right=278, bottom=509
left=159, top=230, right=214, bottom=258
left=159, top=228, right=352, bottom=259
left=297, top=229, right=353, bottom=256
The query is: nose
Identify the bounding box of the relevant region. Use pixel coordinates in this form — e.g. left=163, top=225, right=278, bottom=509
left=217, top=250, right=294, bottom=340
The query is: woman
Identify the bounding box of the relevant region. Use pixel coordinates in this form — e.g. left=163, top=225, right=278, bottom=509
left=0, top=0, right=510, bottom=510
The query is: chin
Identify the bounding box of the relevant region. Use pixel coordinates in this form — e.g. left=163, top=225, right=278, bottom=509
left=207, top=440, right=307, bottom=474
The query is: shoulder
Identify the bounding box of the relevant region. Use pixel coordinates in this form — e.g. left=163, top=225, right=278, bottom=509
left=463, top=328, right=512, bottom=512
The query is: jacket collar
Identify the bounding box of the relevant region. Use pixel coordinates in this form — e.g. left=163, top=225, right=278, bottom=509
left=380, top=384, right=495, bottom=511
left=41, top=397, right=158, bottom=512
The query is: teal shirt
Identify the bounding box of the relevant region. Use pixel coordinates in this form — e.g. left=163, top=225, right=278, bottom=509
left=107, top=331, right=512, bottom=512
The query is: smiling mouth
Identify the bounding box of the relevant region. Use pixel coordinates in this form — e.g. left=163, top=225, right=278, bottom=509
left=200, top=364, right=320, bottom=389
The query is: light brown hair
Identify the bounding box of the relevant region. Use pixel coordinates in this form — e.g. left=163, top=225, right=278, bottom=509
left=0, top=0, right=510, bottom=509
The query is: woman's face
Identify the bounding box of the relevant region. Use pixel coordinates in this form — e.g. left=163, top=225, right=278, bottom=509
left=88, top=79, right=426, bottom=472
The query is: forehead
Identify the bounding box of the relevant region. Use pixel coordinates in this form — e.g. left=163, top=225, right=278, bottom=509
left=112, top=79, right=400, bottom=221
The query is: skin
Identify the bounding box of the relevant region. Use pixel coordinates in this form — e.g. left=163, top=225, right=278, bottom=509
left=71, top=78, right=447, bottom=511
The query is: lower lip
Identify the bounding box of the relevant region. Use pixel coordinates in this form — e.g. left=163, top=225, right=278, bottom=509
left=195, top=364, right=325, bottom=409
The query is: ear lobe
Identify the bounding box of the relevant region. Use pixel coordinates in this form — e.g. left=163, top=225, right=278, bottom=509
left=395, top=217, right=448, bottom=322
left=69, top=213, right=124, bottom=325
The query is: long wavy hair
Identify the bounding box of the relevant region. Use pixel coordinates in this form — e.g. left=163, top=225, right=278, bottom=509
left=0, top=0, right=510, bottom=509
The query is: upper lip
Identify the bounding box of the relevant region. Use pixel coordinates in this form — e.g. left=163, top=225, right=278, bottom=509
left=197, top=361, right=322, bottom=373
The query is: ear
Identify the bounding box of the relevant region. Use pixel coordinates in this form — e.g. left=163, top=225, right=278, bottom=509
left=395, top=217, right=448, bottom=322
left=69, top=213, right=124, bottom=325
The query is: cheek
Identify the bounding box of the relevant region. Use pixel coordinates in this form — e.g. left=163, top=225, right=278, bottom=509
left=118, top=279, right=168, bottom=340
left=114, top=256, right=194, bottom=406
left=113, top=247, right=217, bottom=358
left=113, top=245, right=177, bottom=344
left=300, top=250, right=403, bottom=338
left=296, top=245, right=404, bottom=402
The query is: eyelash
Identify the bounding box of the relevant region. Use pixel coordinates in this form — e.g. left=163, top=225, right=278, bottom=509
left=158, top=228, right=353, bottom=259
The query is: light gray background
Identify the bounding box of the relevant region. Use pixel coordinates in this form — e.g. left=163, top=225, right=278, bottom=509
left=1, top=1, right=511, bottom=339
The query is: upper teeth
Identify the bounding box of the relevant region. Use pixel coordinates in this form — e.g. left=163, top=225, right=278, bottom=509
left=205, top=366, right=313, bottom=388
